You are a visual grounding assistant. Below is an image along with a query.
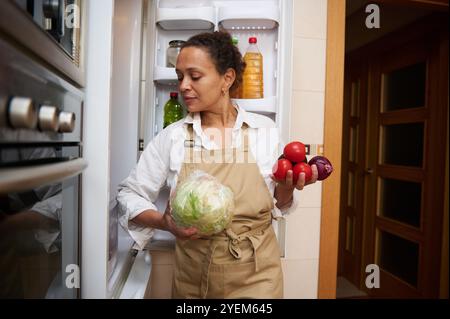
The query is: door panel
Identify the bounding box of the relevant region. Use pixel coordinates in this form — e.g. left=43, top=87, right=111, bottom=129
left=380, top=123, right=425, bottom=167
left=338, top=58, right=367, bottom=287
left=376, top=230, right=420, bottom=287
left=382, top=62, right=427, bottom=112
left=340, top=16, right=447, bottom=298
left=378, top=177, right=422, bottom=227
left=363, top=32, right=446, bottom=298
left=364, top=38, right=428, bottom=298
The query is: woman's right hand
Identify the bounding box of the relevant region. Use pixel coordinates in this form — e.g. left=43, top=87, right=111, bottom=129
left=161, top=202, right=198, bottom=240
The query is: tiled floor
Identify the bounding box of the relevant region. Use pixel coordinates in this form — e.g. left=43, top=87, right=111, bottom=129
left=336, top=276, right=368, bottom=299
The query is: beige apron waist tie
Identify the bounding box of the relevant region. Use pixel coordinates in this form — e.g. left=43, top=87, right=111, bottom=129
left=200, top=221, right=272, bottom=298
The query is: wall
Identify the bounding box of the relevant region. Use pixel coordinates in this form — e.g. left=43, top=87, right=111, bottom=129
left=345, top=3, right=430, bottom=53
left=282, top=0, right=328, bottom=298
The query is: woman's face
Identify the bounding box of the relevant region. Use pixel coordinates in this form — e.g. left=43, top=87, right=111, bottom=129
left=175, top=46, right=228, bottom=113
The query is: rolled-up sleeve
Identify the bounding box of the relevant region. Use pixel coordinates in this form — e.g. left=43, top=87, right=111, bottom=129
left=265, top=128, right=298, bottom=218
left=252, top=124, right=298, bottom=219
left=116, top=131, right=170, bottom=250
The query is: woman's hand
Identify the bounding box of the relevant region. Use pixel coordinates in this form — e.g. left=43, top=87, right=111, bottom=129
left=271, top=164, right=319, bottom=191
left=271, top=164, right=318, bottom=209
left=161, top=202, right=199, bottom=240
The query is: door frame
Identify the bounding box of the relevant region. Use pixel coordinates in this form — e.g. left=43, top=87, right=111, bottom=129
left=319, top=0, right=448, bottom=298
left=317, top=0, right=346, bottom=299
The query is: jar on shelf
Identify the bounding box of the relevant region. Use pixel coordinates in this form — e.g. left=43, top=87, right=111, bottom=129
left=166, top=40, right=186, bottom=68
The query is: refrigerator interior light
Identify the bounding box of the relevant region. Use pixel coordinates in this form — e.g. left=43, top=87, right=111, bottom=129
left=219, top=19, right=278, bottom=30
left=217, top=4, right=280, bottom=30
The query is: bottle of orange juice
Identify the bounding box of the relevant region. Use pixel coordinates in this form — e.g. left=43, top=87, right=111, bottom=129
left=242, top=37, right=263, bottom=99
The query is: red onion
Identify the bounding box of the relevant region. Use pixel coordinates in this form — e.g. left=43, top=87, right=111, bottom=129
left=308, top=156, right=333, bottom=180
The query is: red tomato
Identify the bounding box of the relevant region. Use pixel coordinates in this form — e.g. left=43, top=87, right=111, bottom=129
left=293, top=162, right=312, bottom=184
left=272, top=159, right=293, bottom=180
left=284, top=141, right=306, bottom=163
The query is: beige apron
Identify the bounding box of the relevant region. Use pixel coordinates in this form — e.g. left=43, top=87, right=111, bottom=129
left=172, top=123, right=283, bottom=299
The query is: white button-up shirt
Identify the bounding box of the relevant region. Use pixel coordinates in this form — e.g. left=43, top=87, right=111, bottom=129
left=117, top=104, right=298, bottom=249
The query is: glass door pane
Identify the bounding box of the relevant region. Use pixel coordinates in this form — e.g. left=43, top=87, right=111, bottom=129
left=380, top=123, right=424, bottom=167
left=382, top=62, right=426, bottom=112
left=378, top=178, right=422, bottom=227
left=349, top=125, right=358, bottom=163
left=350, top=80, right=360, bottom=117
left=377, top=230, right=419, bottom=287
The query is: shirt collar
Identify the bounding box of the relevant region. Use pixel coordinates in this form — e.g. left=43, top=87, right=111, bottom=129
left=183, top=103, right=264, bottom=129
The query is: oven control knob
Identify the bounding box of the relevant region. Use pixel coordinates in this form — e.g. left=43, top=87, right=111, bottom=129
left=8, top=97, right=38, bottom=129
left=38, top=105, right=59, bottom=132
left=58, top=111, right=75, bottom=133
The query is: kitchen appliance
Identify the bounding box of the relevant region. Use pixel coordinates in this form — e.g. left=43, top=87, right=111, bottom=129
left=0, top=36, right=86, bottom=298
left=144, top=0, right=292, bottom=244
left=0, top=0, right=85, bottom=87
left=116, top=0, right=293, bottom=298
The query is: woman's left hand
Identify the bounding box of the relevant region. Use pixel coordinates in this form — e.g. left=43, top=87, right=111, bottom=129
left=271, top=164, right=319, bottom=191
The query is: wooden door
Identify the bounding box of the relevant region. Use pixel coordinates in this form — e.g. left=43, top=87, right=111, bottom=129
left=363, top=30, right=447, bottom=298
left=339, top=15, right=448, bottom=298
left=338, top=56, right=367, bottom=288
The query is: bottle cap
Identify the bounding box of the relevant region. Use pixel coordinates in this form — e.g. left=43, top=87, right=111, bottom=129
left=249, top=37, right=257, bottom=44
left=170, top=92, right=178, bottom=98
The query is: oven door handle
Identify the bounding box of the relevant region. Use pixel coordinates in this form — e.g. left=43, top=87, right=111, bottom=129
left=0, top=158, right=88, bottom=194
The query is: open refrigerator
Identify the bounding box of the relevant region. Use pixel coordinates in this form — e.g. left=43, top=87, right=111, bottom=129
left=143, top=0, right=293, bottom=240
left=118, top=0, right=294, bottom=298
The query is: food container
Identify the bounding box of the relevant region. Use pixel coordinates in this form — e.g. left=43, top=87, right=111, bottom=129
left=166, top=40, right=186, bottom=68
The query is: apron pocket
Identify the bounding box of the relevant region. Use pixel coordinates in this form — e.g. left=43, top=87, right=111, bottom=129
left=222, top=259, right=282, bottom=299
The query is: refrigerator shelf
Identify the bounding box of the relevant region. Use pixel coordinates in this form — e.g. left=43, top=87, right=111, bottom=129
left=218, top=4, right=280, bottom=30
left=156, top=7, right=215, bottom=30
left=153, top=66, right=178, bottom=84
left=232, top=96, right=277, bottom=115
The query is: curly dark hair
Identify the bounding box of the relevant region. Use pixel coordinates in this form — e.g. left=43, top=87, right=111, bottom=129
left=181, top=31, right=246, bottom=93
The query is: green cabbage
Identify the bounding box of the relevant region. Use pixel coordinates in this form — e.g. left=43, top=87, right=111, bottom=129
left=171, top=170, right=235, bottom=236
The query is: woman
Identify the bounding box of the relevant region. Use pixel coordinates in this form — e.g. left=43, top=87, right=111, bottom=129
left=117, top=31, right=318, bottom=299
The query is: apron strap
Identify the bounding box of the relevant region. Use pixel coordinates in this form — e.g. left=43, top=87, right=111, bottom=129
left=200, top=221, right=271, bottom=298
left=241, top=123, right=250, bottom=152
left=200, top=242, right=218, bottom=299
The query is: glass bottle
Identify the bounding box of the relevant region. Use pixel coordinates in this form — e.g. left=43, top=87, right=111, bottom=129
left=163, top=92, right=184, bottom=128
left=242, top=37, right=264, bottom=99
left=166, top=40, right=186, bottom=68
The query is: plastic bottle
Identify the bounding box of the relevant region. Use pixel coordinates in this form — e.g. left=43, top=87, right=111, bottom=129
left=230, top=36, right=241, bottom=99
left=163, top=92, right=184, bottom=128
left=242, top=37, right=263, bottom=99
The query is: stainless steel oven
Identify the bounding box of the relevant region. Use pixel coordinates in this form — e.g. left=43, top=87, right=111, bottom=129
left=0, top=36, right=86, bottom=298
left=0, top=0, right=84, bottom=87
